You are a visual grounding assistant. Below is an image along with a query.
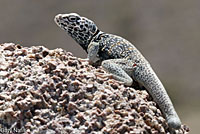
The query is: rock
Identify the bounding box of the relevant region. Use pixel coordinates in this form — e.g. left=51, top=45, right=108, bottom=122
left=0, top=43, right=189, bottom=134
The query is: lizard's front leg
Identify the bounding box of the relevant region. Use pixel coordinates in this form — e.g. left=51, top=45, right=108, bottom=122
left=87, top=41, right=100, bottom=64
left=101, top=59, right=136, bottom=86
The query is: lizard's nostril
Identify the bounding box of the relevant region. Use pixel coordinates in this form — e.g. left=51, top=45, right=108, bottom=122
left=54, top=14, right=64, bottom=24
left=55, top=14, right=62, bottom=20
left=54, top=18, right=59, bottom=24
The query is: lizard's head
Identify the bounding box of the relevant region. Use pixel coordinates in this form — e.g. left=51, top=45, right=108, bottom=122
left=54, top=13, right=99, bottom=50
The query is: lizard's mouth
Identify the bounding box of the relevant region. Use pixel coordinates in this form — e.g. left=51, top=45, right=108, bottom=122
left=54, top=14, right=70, bottom=31
left=54, top=14, right=62, bottom=26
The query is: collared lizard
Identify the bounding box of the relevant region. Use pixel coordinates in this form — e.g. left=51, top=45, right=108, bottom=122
left=54, top=13, right=182, bottom=130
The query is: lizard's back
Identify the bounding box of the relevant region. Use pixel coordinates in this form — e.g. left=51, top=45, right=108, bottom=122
left=97, top=33, right=147, bottom=63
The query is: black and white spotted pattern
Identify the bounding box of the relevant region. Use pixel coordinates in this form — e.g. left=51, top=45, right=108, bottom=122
left=54, top=13, right=99, bottom=50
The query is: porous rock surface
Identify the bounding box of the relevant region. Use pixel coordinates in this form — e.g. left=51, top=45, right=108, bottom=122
left=0, top=43, right=189, bottom=134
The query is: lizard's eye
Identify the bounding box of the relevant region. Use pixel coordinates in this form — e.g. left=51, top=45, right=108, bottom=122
left=68, top=16, right=77, bottom=22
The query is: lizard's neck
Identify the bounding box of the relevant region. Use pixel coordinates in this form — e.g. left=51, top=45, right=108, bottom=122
left=88, top=29, right=101, bottom=44
left=90, top=30, right=105, bottom=43
left=79, top=29, right=102, bottom=52
left=84, top=30, right=104, bottom=53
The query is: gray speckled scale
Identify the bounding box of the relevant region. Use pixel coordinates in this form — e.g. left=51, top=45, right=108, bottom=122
left=54, top=13, right=182, bottom=130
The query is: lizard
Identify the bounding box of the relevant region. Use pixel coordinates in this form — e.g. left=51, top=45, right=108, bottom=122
left=54, top=13, right=182, bottom=130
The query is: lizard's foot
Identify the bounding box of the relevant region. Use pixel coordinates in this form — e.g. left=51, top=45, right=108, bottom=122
left=79, top=58, right=101, bottom=66
left=95, top=72, right=113, bottom=79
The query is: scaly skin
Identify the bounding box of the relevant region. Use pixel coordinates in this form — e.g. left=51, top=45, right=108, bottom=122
left=54, top=13, right=182, bottom=129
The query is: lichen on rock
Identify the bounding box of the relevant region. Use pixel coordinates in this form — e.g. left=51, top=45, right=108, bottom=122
left=0, top=43, right=189, bottom=134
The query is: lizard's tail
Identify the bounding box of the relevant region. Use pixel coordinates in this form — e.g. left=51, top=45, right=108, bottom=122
left=134, top=64, right=181, bottom=129
left=167, top=113, right=182, bottom=129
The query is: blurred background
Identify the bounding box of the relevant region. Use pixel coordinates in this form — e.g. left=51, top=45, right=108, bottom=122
left=0, top=0, right=199, bottom=133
